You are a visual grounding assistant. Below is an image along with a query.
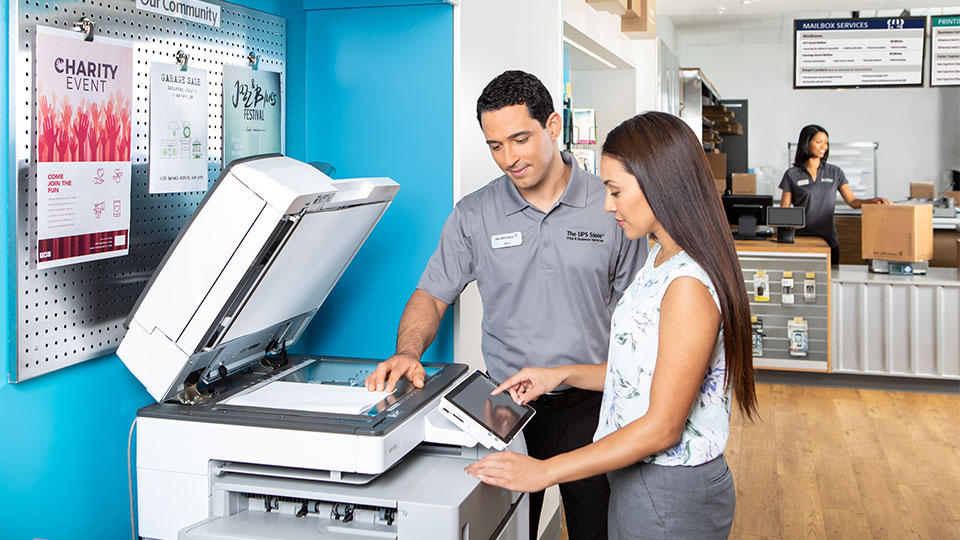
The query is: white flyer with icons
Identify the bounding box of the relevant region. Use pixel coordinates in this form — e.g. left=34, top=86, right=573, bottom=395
left=149, top=63, right=209, bottom=193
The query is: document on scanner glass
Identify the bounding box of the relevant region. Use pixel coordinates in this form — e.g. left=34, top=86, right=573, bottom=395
left=221, top=382, right=391, bottom=414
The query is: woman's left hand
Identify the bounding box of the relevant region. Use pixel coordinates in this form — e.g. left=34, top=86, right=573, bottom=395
left=465, top=451, right=553, bottom=493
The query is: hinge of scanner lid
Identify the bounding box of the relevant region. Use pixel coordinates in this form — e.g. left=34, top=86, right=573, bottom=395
left=178, top=368, right=213, bottom=405
left=261, top=328, right=291, bottom=369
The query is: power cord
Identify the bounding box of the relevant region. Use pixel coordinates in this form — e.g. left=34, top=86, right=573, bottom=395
left=127, top=417, right=138, bottom=540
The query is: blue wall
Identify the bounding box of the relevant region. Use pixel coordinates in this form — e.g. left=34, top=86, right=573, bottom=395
left=295, top=3, right=454, bottom=360
left=0, top=1, right=453, bottom=537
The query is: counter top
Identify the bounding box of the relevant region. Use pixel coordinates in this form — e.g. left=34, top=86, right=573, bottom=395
left=833, top=264, right=960, bottom=286
left=834, top=205, right=959, bottom=230
left=734, top=236, right=830, bottom=255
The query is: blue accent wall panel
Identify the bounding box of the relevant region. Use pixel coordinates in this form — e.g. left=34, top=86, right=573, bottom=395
left=1, top=1, right=452, bottom=538
left=296, top=4, right=454, bottom=363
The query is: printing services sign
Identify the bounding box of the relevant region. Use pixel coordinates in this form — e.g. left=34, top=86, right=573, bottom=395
left=35, top=26, right=132, bottom=269
left=137, top=0, right=220, bottom=27
left=932, top=15, right=960, bottom=87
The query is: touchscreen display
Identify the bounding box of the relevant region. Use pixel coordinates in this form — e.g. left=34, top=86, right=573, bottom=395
left=446, top=372, right=533, bottom=441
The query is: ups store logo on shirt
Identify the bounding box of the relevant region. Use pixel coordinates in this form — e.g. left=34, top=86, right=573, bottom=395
left=566, top=230, right=605, bottom=243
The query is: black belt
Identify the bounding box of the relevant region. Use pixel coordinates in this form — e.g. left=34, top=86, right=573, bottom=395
left=533, top=387, right=596, bottom=409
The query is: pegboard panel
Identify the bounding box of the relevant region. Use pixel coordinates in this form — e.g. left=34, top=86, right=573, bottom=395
left=12, top=0, right=286, bottom=381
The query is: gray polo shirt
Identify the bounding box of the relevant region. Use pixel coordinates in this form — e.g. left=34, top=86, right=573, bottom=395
left=417, top=152, right=647, bottom=384
left=778, top=162, right=848, bottom=248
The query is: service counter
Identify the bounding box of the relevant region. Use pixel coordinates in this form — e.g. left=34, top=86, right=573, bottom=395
left=832, top=265, right=960, bottom=380
left=732, top=235, right=960, bottom=381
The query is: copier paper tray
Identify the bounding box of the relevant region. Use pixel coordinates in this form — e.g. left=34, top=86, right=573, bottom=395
left=179, top=511, right=397, bottom=540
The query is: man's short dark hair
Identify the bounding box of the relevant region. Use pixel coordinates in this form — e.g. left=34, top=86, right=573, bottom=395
left=476, top=70, right=555, bottom=128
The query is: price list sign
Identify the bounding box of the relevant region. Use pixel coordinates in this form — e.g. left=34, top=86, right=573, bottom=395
left=932, top=15, right=960, bottom=87
left=794, top=17, right=926, bottom=88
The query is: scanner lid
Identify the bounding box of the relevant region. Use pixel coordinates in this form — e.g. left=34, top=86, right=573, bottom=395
left=119, top=155, right=399, bottom=402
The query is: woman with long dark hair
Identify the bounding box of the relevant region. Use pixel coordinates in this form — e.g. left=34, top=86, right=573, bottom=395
left=780, top=124, right=889, bottom=263
left=466, top=111, right=758, bottom=539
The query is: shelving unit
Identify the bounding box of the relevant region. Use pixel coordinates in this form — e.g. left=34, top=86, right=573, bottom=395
left=679, top=68, right=744, bottom=154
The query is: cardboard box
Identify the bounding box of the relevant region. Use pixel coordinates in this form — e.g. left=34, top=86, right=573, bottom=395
left=861, top=204, right=933, bottom=262
left=944, top=190, right=960, bottom=205
left=909, top=181, right=935, bottom=200
left=621, top=0, right=655, bottom=39
left=931, top=230, right=960, bottom=267
left=587, top=0, right=628, bottom=14
left=714, top=178, right=726, bottom=196
left=731, top=173, right=756, bottom=195
left=715, top=121, right=743, bottom=135
left=705, top=152, right=726, bottom=180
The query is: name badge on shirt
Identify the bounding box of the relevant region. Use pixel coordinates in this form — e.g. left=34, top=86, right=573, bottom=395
left=822, top=177, right=833, bottom=183
left=797, top=179, right=810, bottom=186
left=491, top=231, right=522, bottom=249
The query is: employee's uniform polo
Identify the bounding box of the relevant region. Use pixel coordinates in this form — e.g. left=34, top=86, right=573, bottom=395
left=417, top=152, right=645, bottom=384
left=779, top=162, right=848, bottom=257
left=417, top=151, right=646, bottom=540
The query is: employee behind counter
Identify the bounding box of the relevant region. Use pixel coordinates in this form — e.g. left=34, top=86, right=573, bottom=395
left=779, top=124, right=890, bottom=263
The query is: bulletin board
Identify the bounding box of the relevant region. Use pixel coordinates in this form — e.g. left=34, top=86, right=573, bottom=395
left=11, top=0, right=286, bottom=381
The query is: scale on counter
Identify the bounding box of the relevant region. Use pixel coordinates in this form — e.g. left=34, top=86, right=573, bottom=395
left=869, top=259, right=929, bottom=275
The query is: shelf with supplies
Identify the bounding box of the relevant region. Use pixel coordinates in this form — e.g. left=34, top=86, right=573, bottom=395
left=735, top=237, right=832, bottom=372
left=679, top=68, right=743, bottom=153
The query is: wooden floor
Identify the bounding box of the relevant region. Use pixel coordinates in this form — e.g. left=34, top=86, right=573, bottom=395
left=727, top=383, right=960, bottom=539
left=556, top=383, right=960, bottom=539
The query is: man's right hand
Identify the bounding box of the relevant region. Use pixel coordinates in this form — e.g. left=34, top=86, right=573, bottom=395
left=365, top=352, right=426, bottom=393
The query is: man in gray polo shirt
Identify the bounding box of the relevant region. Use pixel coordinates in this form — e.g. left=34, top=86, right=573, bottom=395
left=365, top=71, right=646, bottom=540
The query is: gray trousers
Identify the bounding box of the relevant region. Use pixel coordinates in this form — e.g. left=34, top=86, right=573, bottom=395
left=606, top=455, right=735, bottom=540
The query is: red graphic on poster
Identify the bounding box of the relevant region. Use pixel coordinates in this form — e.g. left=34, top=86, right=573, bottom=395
left=37, top=90, right=130, bottom=163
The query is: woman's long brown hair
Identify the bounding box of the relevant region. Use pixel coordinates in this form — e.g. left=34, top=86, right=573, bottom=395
left=602, top=111, right=758, bottom=419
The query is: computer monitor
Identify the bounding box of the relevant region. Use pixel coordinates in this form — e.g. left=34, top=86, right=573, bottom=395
left=766, top=206, right=806, bottom=243
left=766, top=206, right=805, bottom=227
left=722, top=195, right=774, bottom=226
left=722, top=195, right=773, bottom=239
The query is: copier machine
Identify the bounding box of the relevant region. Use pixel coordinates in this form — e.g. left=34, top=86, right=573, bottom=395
left=117, top=155, right=528, bottom=540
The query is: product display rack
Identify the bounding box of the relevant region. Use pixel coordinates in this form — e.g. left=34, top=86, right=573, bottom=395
left=735, top=237, right=832, bottom=372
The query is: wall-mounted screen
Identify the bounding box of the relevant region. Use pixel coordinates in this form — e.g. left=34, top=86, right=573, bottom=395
left=794, top=17, right=926, bottom=89
left=931, top=15, right=960, bottom=87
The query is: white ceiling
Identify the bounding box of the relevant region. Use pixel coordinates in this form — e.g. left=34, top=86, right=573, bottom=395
left=666, top=4, right=960, bottom=46
left=660, top=1, right=958, bottom=17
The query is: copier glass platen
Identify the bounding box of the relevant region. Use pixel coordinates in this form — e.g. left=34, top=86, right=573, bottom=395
left=118, top=155, right=529, bottom=540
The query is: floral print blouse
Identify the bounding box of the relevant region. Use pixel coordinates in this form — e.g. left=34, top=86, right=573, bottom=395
left=593, top=243, right=731, bottom=466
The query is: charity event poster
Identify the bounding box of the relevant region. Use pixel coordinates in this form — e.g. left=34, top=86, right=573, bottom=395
left=149, top=63, right=209, bottom=193
left=222, top=65, right=282, bottom=167
left=35, top=26, right=132, bottom=269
